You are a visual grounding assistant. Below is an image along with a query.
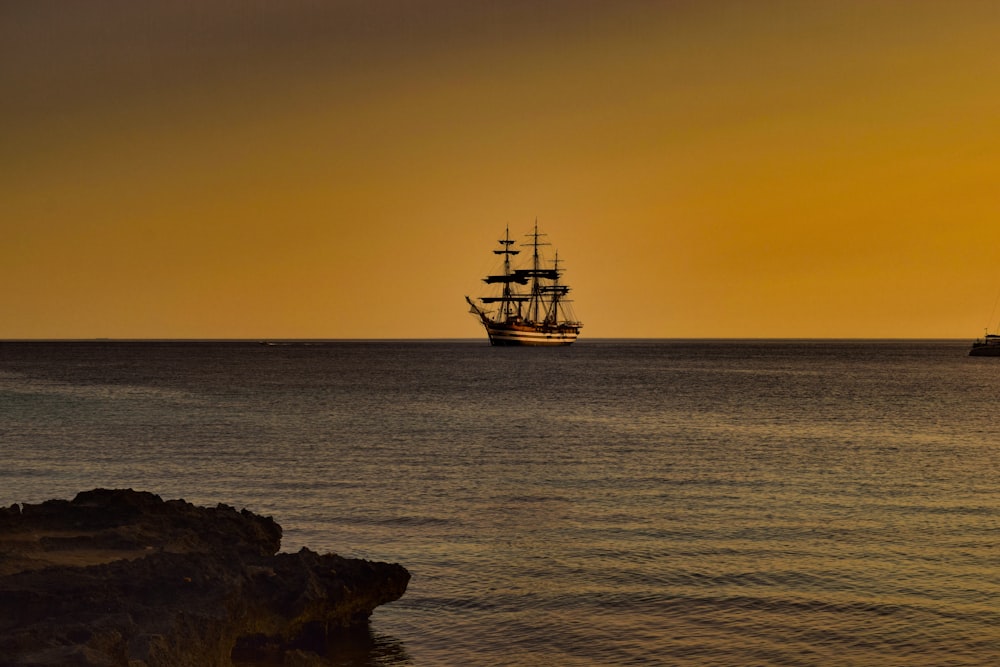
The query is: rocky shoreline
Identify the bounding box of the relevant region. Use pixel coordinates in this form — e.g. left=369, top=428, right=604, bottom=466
left=0, top=489, right=409, bottom=666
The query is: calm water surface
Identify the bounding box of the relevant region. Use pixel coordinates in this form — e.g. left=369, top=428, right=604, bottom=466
left=1, top=340, right=998, bottom=665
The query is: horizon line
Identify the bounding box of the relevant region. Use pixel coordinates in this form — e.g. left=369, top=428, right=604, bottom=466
left=0, top=337, right=978, bottom=343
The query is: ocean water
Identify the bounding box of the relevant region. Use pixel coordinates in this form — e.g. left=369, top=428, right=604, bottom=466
left=1, top=339, right=998, bottom=666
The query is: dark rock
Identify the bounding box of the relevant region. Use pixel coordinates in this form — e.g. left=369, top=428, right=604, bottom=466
left=0, top=489, right=409, bottom=666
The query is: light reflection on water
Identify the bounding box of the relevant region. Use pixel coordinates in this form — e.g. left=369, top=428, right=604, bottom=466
left=2, top=340, right=1000, bottom=665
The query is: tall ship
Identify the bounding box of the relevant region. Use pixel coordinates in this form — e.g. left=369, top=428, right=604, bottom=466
left=466, top=223, right=583, bottom=346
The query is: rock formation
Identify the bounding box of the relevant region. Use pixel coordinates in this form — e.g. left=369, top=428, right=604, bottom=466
left=0, top=489, right=409, bottom=666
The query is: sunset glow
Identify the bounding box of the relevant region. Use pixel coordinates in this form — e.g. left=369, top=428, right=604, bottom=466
left=5, top=1, right=1000, bottom=338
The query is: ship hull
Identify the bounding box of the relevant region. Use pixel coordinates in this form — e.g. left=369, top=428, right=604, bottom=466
left=970, top=334, right=1000, bottom=356
left=485, top=323, right=580, bottom=346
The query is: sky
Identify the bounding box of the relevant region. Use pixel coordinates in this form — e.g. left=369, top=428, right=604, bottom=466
left=4, top=0, right=1000, bottom=339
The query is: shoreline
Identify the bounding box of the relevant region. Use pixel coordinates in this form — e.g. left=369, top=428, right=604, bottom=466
left=0, top=489, right=409, bottom=666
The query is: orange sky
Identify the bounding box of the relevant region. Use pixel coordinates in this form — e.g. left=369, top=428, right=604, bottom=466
left=4, top=0, right=1000, bottom=339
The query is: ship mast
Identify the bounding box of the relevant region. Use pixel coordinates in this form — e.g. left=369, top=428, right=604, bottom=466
left=500, top=225, right=517, bottom=321
left=527, top=220, right=551, bottom=324
left=531, top=224, right=540, bottom=323
left=475, top=225, right=526, bottom=324
left=546, top=251, right=563, bottom=325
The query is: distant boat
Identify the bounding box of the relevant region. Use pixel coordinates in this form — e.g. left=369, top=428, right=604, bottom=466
left=970, top=332, right=1000, bottom=356
left=466, top=222, right=582, bottom=346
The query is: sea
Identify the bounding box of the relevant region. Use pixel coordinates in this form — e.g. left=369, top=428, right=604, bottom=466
left=1, top=339, right=998, bottom=666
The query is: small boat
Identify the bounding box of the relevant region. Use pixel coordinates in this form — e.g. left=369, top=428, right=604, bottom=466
left=466, top=222, right=582, bottom=346
left=970, top=333, right=1000, bottom=356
